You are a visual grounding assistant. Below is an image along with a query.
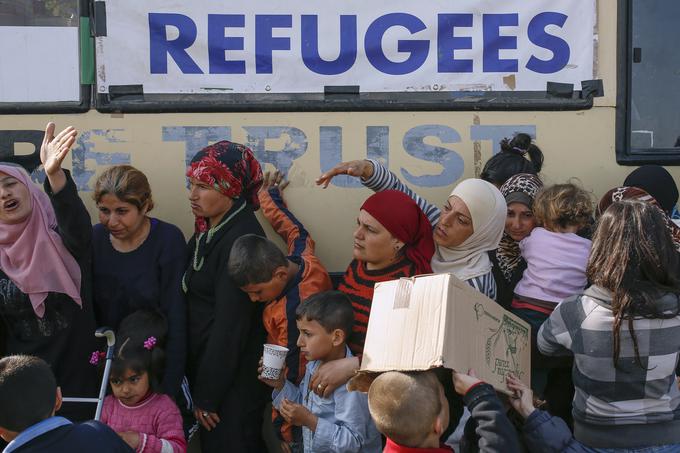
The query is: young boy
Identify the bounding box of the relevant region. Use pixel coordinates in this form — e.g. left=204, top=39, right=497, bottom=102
left=368, top=370, right=521, bottom=452
left=368, top=371, right=452, bottom=452
left=0, top=355, right=132, bottom=453
left=259, top=291, right=381, bottom=453
left=229, top=172, right=332, bottom=448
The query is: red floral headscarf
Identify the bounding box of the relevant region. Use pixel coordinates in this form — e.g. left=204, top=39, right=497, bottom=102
left=186, top=141, right=263, bottom=232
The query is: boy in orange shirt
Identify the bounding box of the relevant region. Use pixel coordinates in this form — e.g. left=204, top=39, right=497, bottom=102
left=228, top=171, right=332, bottom=451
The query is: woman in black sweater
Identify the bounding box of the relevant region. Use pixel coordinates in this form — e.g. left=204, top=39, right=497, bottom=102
left=183, top=141, right=268, bottom=453
left=0, top=123, right=98, bottom=421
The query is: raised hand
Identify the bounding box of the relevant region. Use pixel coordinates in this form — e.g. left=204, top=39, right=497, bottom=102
left=452, top=368, right=482, bottom=396
left=506, top=373, right=536, bottom=419
left=40, top=123, right=77, bottom=193
left=315, top=160, right=374, bottom=189
left=261, top=170, right=290, bottom=194
left=40, top=122, right=77, bottom=176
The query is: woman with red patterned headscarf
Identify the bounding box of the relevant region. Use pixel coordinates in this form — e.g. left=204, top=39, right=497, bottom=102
left=182, top=141, right=268, bottom=453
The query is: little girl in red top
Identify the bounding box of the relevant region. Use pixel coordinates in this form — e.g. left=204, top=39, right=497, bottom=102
left=96, top=309, right=186, bottom=453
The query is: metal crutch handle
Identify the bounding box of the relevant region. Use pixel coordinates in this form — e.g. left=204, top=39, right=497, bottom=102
left=94, top=327, right=116, bottom=421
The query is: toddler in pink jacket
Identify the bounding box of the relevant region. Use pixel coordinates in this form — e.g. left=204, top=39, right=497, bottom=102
left=95, top=309, right=186, bottom=452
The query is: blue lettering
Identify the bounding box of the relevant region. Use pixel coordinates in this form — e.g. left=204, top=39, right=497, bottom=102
left=301, top=15, right=357, bottom=75
left=401, top=125, right=464, bottom=187
left=437, top=14, right=473, bottom=73
left=243, top=126, right=307, bottom=176
left=483, top=14, right=518, bottom=72
left=365, top=13, right=429, bottom=75
left=162, top=126, right=232, bottom=166
left=526, top=12, right=570, bottom=74
left=207, top=15, right=246, bottom=74
left=255, top=15, right=292, bottom=74
left=149, top=13, right=203, bottom=74
left=319, top=126, right=389, bottom=188
left=71, top=130, right=130, bottom=191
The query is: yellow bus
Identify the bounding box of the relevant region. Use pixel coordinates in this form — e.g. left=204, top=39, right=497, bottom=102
left=0, top=0, right=677, bottom=271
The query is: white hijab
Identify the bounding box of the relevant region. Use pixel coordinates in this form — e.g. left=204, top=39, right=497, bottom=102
left=431, top=178, right=506, bottom=280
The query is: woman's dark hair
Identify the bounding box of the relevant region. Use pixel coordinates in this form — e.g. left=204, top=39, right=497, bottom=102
left=587, top=200, right=680, bottom=369
left=109, top=309, right=168, bottom=393
left=480, top=133, right=544, bottom=186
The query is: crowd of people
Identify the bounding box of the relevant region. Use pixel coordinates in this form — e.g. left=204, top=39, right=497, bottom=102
left=0, top=122, right=679, bottom=453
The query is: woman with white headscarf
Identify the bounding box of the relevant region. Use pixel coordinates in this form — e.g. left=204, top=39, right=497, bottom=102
left=318, top=161, right=506, bottom=299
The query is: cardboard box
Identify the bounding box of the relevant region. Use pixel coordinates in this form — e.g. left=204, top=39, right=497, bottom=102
left=349, top=273, right=531, bottom=392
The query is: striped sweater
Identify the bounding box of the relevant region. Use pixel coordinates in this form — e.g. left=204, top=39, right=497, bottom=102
left=338, top=258, right=416, bottom=356
left=362, top=159, right=497, bottom=301
left=538, top=285, right=680, bottom=449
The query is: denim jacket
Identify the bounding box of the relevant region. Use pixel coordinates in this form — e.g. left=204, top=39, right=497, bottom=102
left=272, top=347, right=381, bottom=453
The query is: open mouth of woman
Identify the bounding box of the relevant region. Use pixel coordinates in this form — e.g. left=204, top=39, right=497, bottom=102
left=3, top=199, right=18, bottom=211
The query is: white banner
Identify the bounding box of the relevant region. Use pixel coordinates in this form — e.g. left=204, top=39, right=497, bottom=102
left=96, top=0, right=596, bottom=95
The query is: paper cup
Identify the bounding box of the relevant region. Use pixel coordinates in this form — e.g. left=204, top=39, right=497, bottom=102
left=261, top=344, right=289, bottom=380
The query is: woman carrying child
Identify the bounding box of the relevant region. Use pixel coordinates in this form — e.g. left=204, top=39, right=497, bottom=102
left=0, top=123, right=98, bottom=421
left=91, top=165, right=187, bottom=397
left=490, top=173, right=543, bottom=309
left=183, top=141, right=268, bottom=453
left=99, top=309, right=186, bottom=452
left=538, top=199, right=680, bottom=451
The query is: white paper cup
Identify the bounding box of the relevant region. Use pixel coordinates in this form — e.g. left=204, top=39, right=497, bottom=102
left=261, top=344, right=289, bottom=380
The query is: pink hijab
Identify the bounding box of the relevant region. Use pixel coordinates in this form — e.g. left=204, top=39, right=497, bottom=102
left=0, top=164, right=82, bottom=317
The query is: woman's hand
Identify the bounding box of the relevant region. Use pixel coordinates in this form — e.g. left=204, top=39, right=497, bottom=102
left=316, top=160, right=374, bottom=188
left=194, top=407, right=221, bottom=431
left=261, top=170, right=289, bottom=194
left=40, top=122, right=77, bottom=193
left=506, top=373, right=536, bottom=419
left=309, top=356, right=360, bottom=398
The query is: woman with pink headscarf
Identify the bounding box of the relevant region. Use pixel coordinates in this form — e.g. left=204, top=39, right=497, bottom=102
left=0, top=123, right=98, bottom=421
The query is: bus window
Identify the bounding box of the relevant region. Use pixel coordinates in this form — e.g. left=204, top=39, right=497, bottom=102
left=617, top=0, right=680, bottom=164
left=0, top=0, right=88, bottom=112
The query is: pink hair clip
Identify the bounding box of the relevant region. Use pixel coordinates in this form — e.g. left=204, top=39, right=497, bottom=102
left=143, top=336, right=157, bottom=350
left=89, top=351, right=105, bottom=366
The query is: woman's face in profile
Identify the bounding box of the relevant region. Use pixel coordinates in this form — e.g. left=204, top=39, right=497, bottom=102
left=0, top=173, right=31, bottom=225
left=434, top=196, right=474, bottom=248
left=352, top=209, right=401, bottom=270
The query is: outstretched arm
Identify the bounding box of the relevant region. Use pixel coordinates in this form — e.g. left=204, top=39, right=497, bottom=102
left=317, top=159, right=441, bottom=227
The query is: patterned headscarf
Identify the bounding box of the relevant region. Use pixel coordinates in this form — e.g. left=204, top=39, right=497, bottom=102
left=597, top=186, right=680, bottom=250
left=495, top=173, right=543, bottom=282
left=186, top=141, right=263, bottom=233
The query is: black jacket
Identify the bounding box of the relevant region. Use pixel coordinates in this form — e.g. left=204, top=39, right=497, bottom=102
left=185, top=201, right=268, bottom=413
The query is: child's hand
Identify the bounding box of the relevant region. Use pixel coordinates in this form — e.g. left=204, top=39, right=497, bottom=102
left=452, top=369, right=482, bottom=396
left=117, top=431, right=140, bottom=449
left=261, top=170, right=290, bottom=194
left=280, top=398, right=317, bottom=430
left=506, top=373, right=536, bottom=419
left=258, top=356, right=286, bottom=390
